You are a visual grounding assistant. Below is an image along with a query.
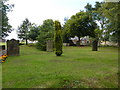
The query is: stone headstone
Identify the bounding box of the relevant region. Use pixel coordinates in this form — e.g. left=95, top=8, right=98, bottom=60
left=46, top=40, right=53, bottom=52
left=7, top=39, right=19, bottom=56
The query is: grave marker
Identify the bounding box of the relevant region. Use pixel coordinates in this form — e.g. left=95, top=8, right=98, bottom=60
left=46, top=40, right=53, bottom=52
left=7, top=39, right=19, bottom=56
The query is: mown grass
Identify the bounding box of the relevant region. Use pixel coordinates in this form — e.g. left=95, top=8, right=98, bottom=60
left=2, top=45, right=118, bottom=88
left=0, top=42, right=6, bottom=46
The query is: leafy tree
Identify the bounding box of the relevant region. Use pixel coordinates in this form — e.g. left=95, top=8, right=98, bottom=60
left=36, top=19, right=54, bottom=51
left=0, top=0, right=14, bottom=38
left=64, top=11, right=97, bottom=45
left=85, top=2, right=108, bottom=44
left=54, top=20, right=63, bottom=56
left=18, top=18, right=31, bottom=45
left=62, top=17, right=71, bottom=43
left=84, top=3, right=93, bottom=12
left=101, top=2, right=120, bottom=46
left=84, top=2, right=112, bottom=50
left=28, top=23, right=40, bottom=41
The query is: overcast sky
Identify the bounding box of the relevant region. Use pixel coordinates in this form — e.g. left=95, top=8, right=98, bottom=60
left=5, top=0, right=104, bottom=40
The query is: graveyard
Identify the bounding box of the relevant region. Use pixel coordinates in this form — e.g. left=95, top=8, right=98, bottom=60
left=1, top=0, right=119, bottom=88
left=1, top=43, right=118, bottom=88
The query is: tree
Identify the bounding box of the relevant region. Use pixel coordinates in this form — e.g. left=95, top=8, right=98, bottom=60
left=62, top=17, right=70, bottom=43
left=64, top=11, right=97, bottom=45
left=18, top=18, right=31, bottom=45
left=28, top=23, right=40, bottom=41
left=36, top=19, right=54, bottom=51
left=84, top=2, right=111, bottom=50
left=0, top=0, right=14, bottom=38
left=85, top=2, right=108, bottom=45
left=101, top=2, right=120, bottom=46
left=84, top=3, right=93, bottom=12
left=92, top=28, right=102, bottom=51
left=54, top=20, right=63, bottom=56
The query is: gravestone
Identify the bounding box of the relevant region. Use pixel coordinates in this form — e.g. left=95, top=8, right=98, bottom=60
left=46, top=40, right=53, bottom=52
left=7, top=39, right=19, bottom=56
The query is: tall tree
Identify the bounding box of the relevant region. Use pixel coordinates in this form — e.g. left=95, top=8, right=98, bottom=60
left=0, top=0, right=14, bottom=38
left=85, top=2, right=108, bottom=43
left=54, top=20, right=63, bottom=56
left=62, top=17, right=69, bottom=43
left=85, top=2, right=110, bottom=49
left=18, top=18, right=31, bottom=45
left=101, top=2, right=120, bottom=46
left=28, top=23, right=40, bottom=41
left=64, top=11, right=97, bottom=45
left=36, top=19, right=54, bottom=51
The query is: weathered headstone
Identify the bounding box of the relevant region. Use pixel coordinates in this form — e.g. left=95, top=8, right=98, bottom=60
left=46, top=40, right=53, bottom=52
left=7, top=39, right=19, bottom=56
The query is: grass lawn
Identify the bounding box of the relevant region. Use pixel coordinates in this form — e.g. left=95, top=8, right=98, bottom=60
left=2, top=45, right=118, bottom=88
left=0, top=42, right=6, bottom=46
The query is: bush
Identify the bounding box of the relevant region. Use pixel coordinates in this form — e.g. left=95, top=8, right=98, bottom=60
left=54, top=21, right=63, bottom=56
left=36, top=42, right=46, bottom=51
left=36, top=19, right=54, bottom=51
left=19, top=43, right=25, bottom=46
left=27, top=43, right=36, bottom=47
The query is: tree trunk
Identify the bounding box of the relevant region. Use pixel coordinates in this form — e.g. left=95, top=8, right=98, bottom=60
left=25, top=38, right=28, bottom=45
left=105, top=40, right=106, bottom=46
left=76, top=36, right=80, bottom=46
left=92, top=40, right=98, bottom=51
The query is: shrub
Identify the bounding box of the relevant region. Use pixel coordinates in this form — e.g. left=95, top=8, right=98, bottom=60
left=19, top=43, right=25, bottom=45
left=36, top=19, right=54, bottom=51
left=36, top=40, right=46, bottom=51
left=54, top=21, right=63, bottom=56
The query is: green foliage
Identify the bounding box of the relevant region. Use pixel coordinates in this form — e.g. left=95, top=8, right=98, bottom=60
left=64, top=11, right=97, bottom=39
left=101, top=2, right=120, bottom=44
left=85, top=2, right=108, bottom=40
left=85, top=2, right=120, bottom=45
left=28, top=24, right=40, bottom=41
left=36, top=19, right=54, bottom=51
left=0, top=0, right=14, bottom=38
left=36, top=32, right=47, bottom=51
left=84, top=2, right=109, bottom=50
left=84, top=3, right=93, bottom=12
left=18, top=18, right=31, bottom=45
left=54, top=21, right=63, bottom=56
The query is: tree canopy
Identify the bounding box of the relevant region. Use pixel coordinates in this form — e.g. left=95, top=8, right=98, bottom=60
left=36, top=19, right=54, bottom=51
left=18, top=18, right=31, bottom=45
left=28, top=23, right=40, bottom=41
left=0, top=0, right=14, bottom=38
left=64, top=11, right=97, bottom=39
left=102, top=2, right=120, bottom=39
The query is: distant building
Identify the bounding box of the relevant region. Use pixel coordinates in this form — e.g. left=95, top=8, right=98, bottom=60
left=68, top=36, right=92, bottom=46
left=80, top=36, right=92, bottom=46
